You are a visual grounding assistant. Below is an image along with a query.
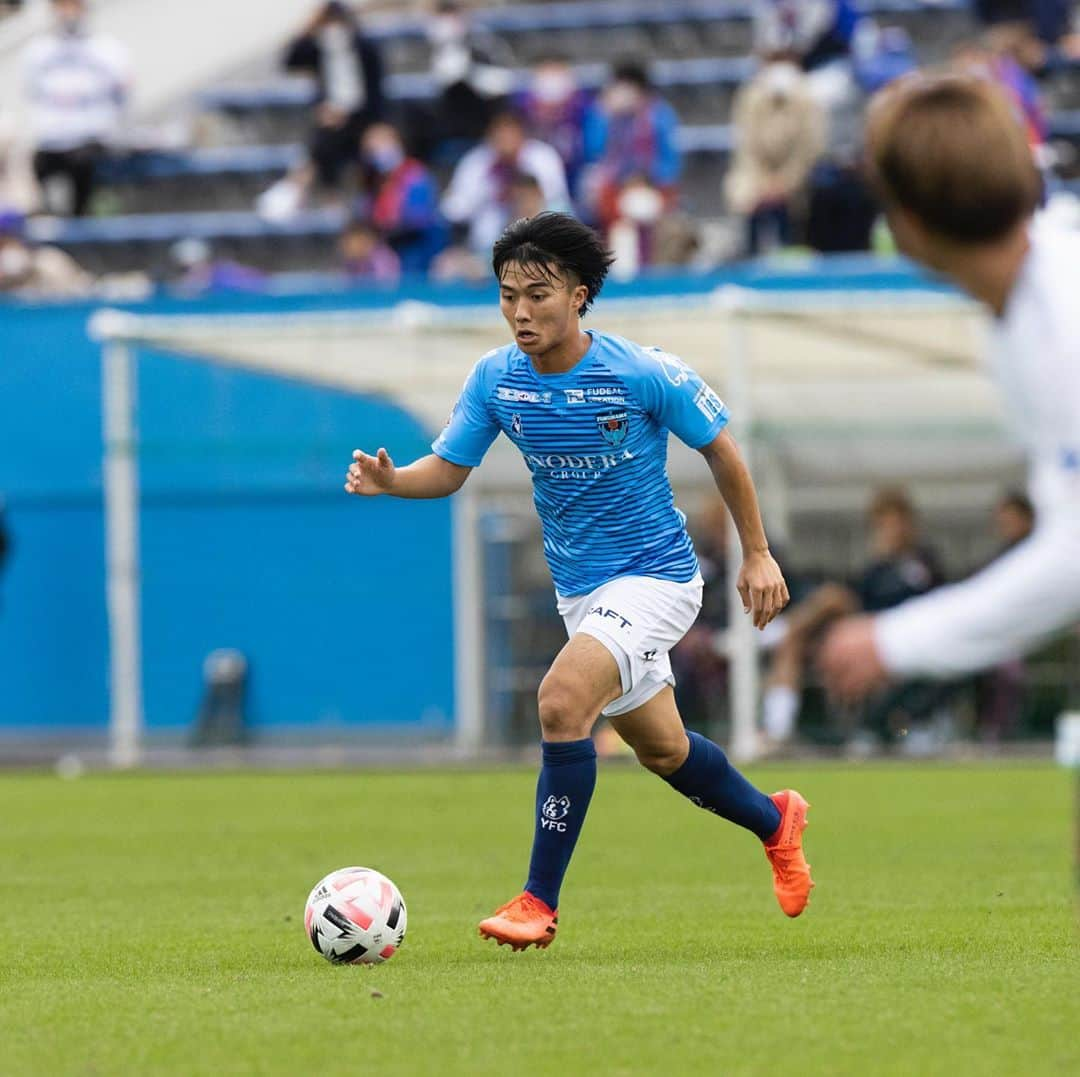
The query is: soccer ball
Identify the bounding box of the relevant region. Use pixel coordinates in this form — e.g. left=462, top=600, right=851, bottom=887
left=304, top=866, right=407, bottom=965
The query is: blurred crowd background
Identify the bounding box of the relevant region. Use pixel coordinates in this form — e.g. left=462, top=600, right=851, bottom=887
left=1, top=0, right=1079, bottom=298
left=2, top=0, right=1079, bottom=758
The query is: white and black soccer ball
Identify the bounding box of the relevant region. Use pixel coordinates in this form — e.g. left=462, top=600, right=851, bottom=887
left=304, top=867, right=407, bottom=965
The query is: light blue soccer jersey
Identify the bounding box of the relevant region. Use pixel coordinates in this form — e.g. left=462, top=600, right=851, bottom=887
left=432, top=330, right=729, bottom=596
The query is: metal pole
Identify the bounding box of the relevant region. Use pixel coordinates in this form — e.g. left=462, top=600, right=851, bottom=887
left=724, top=303, right=760, bottom=763
left=102, top=340, right=143, bottom=768
left=451, top=486, right=484, bottom=756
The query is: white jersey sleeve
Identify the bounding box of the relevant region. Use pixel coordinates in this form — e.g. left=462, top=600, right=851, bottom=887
left=875, top=516, right=1080, bottom=677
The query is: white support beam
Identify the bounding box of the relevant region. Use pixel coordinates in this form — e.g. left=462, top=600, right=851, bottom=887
left=451, top=486, right=485, bottom=755
left=101, top=339, right=143, bottom=768
left=723, top=303, right=760, bottom=763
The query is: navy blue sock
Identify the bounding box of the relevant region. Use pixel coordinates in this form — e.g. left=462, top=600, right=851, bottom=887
left=663, top=731, right=781, bottom=841
left=524, top=738, right=597, bottom=910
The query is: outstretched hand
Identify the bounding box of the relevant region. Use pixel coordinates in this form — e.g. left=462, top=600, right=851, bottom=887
left=345, top=448, right=396, bottom=496
left=737, top=551, right=789, bottom=630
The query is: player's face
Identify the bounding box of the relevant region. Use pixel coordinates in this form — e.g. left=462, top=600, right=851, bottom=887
left=498, top=262, right=586, bottom=356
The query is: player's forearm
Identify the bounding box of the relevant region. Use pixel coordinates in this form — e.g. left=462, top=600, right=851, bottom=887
left=876, top=521, right=1080, bottom=677
left=388, top=454, right=470, bottom=499
left=702, top=431, right=770, bottom=555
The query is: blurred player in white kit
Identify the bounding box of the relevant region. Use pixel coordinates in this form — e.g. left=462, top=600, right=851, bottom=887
left=820, top=73, right=1080, bottom=699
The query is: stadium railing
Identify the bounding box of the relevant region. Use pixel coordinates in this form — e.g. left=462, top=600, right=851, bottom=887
left=358, top=0, right=970, bottom=41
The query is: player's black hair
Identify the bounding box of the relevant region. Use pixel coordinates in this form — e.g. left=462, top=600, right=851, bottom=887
left=491, top=212, right=615, bottom=315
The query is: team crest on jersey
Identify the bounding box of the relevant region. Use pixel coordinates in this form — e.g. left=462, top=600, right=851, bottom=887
left=511, top=413, right=523, bottom=436
left=596, top=410, right=629, bottom=446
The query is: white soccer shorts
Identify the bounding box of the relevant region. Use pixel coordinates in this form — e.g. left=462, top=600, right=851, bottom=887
left=556, top=573, right=704, bottom=717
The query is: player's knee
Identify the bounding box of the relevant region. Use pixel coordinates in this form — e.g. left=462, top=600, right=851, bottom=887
left=634, top=738, right=689, bottom=777
left=537, top=675, right=592, bottom=741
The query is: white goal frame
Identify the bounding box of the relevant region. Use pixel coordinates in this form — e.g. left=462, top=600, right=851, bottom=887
left=91, top=287, right=988, bottom=765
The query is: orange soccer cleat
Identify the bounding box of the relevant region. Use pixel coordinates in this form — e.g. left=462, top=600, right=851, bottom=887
left=764, top=789, right=815, bottom=917
left=478, top=892, right=558, bottom=951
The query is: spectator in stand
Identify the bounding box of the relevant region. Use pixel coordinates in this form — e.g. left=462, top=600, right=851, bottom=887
left=752, top=0, right=862, bottom=108
left=283, top=2, right=385, bottom=191
left=852, top=25, right=919, bottom=97
left=760, top=487, right=943, bottom=745
left=974, top=1, right=1075, bottom=57
left=358, top=123, right=447, bottom=276
left=514, top=58, right=592, bottom=196
left=22, top=0, right=131, bottom=216
left=581, top=62, right=681, bottom=230
left=953, top=40, right=1047, bottom=151
left=972, top=491, right=1036, bottom=740
left=340, top=218, right=400, bottom=285
left=431, top=169, right=549, bottom=283
left=258, top=3, right=386, bottom=219
left=725, top=60, right=826, bottom=256
left=426, top=0, right=514, bottom=148
left=170, top=238, right=267, bottom=296
left=606, top=173, right=666, bottom=278
left=0, top=209, right=92, bottom=296
left=440, top=110, right=569, bottom=255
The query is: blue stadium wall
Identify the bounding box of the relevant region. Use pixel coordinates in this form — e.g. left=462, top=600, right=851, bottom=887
left=0, top=291, right=466, bottom=740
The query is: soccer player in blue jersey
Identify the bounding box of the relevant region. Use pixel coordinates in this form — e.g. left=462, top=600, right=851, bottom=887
left=345, top=213, right=813, bottom=949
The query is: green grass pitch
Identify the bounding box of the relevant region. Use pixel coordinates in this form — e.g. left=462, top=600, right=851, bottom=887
left=2, top=763, right=1076, bottom=1076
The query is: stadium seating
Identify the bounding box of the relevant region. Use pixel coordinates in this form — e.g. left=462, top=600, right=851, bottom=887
left=28, top=0, right=1080, bottom=277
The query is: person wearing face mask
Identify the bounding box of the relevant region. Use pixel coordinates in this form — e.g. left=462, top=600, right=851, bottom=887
left=606, top=174, right=666, bottom=278
left=581, top=62, right=681, bottom=230
left=0, top=209, right=92, bottom=297
left=425, top=0, right=513, bottom=147
left=22, top=0, right=131, bottom=217
left=283, top=1, right=386, bottom=191
left=725, top=59, right=827, bottom=256
left=514, top=59, right=591, bottom=196
left=358, top=123, right=447, bottom=276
